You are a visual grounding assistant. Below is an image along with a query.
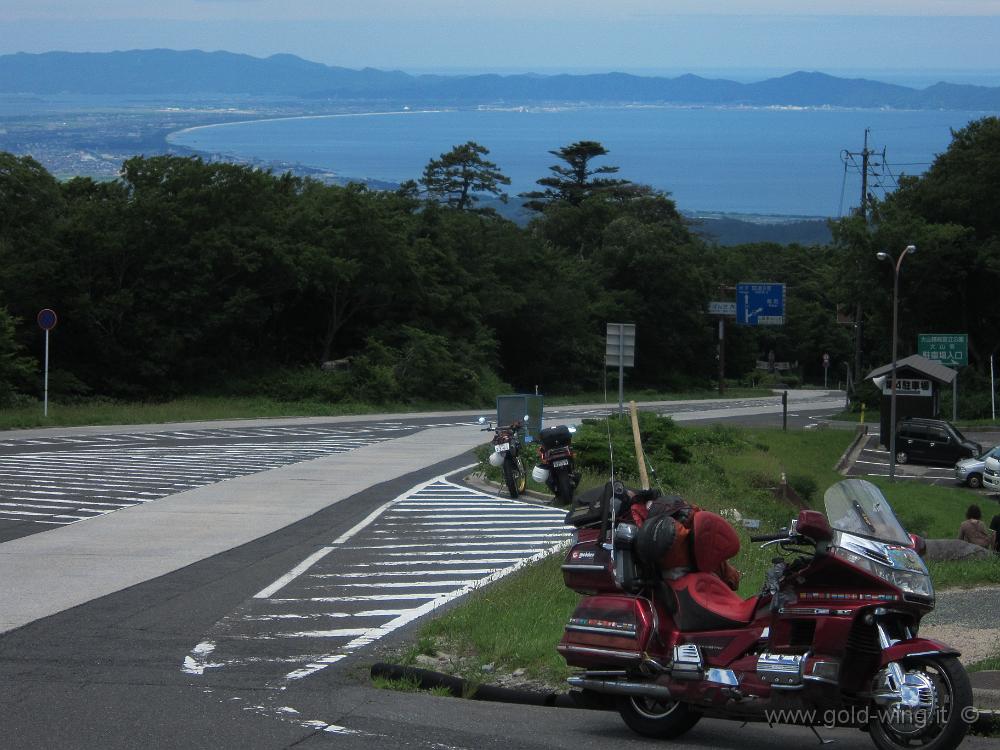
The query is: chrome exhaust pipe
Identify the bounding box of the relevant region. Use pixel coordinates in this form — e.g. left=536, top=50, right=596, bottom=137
left=567, top=676, right=672, bottom=700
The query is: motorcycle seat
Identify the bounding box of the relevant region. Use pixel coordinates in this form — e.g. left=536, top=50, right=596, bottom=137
left=668, top=572, right=759, bottom=631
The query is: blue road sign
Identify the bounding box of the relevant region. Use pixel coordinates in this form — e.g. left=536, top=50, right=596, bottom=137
left=736, top=283, right=785, bottom=326
left=37, top=308, right=58, bottom=331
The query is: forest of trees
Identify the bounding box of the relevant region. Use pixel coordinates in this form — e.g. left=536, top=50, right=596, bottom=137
left=1, top=119, right=998, bottom=414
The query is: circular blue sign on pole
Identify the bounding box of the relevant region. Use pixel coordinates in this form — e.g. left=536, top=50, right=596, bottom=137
left=37, top=308, right=58, bottom=330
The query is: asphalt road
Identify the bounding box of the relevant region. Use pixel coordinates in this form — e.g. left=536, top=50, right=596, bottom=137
left=0, top=391, right=845, bottom=543
left=2, top=391, right=885, bottom=750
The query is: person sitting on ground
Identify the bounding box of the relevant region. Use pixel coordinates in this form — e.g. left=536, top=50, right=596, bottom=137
left=958, top=504, right=994, bottom=549
left=991, top=514, right=1000, bottom=555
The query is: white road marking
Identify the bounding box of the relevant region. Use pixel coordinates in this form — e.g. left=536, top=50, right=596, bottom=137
left=183, top=475, right=572, bottom=688
left=0, top=429, right=394, bottom=526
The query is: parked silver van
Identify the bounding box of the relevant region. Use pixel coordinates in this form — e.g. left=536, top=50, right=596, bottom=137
left=954, top=445, right=1000, bottom=488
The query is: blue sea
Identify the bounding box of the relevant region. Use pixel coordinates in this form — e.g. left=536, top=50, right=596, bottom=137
left=167, top=106, right=996, bottom=217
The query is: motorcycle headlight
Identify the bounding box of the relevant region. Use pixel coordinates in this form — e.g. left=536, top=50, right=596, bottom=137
left=888, top=568, right=934, bottom=598
left=831, top=546, right=934, bottom=599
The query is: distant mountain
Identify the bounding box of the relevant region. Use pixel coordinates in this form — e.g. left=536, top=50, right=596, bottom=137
left=2, top=49, right=999, bottom=110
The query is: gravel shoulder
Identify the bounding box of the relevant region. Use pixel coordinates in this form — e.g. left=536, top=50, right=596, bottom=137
left=922, top=586, right=1000, bottom=665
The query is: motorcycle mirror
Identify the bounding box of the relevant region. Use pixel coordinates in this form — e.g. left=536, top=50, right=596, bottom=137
left=909, top=533, right=927, bottom=557
left=478, top=417, right=486, bottom=424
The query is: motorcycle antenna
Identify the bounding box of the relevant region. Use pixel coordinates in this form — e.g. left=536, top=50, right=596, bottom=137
left=603, top=412, right=618, bottom=561
left=605, top=415, right=616, bottom=483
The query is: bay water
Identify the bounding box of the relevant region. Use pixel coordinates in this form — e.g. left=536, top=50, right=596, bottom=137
left=167, top=106, right=995, bottom=217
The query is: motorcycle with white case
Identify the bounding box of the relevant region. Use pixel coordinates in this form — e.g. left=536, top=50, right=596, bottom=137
left=479, top=415, right=529, bottom=498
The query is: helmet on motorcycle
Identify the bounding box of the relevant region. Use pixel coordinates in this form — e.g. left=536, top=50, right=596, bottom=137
left=531, top=465, right=550, bottom=483
left=488, top=451, right=506, bottom=468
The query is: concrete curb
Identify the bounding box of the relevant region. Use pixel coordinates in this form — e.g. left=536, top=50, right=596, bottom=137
left=369, top=663, right=609, bottom=710
left=461, top=472, right=561, bottom=507
left=836, top=425, right=870, bottom=474
left=973, top=688, right=1000, bottom=710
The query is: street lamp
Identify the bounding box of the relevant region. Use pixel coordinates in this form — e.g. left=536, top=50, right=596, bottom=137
left=877, top=244, right=916, bottom=481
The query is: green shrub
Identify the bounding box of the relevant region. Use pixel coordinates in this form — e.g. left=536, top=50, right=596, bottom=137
left=571, top=412, right=693, bottom=483
left=232, top=367, right=351, bottom=402
left=0, top=305, right=35, bottom=406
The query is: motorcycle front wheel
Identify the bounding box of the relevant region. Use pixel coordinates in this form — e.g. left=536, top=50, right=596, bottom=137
left=503, top=455, right=526, bottom=498
left=617, top=694, right=701, bottom=739
left=868, top=655, right=972, bottom=750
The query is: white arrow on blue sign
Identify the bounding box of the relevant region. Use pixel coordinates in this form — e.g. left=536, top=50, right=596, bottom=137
left=736, top=283, right=785, bottom=326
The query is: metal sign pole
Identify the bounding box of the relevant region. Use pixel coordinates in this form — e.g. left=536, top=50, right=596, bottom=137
left=953, top=374, right=958, bottom=422
left=44, top=329, right=50, bottom=417
left=992, top=355, right=996, bottom=421
left=990, top=354, right=997, bottom=421
left=618, top=323, right=625, bottom=416
left=718, top=318, right=725, bottom=396
left=36, top=308, right=57, bottom=418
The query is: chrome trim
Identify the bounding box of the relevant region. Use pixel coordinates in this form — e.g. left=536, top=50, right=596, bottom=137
left=567, top=676, right=672, bottom=700
left=803, top=674, right=839, bottom=686
left=561, top=564, right=607, bottom=571
left=876, top=622, right=898, bottom=649
left=706, top=668, right=739, bottom=687
left=565, top=624, right=637, bottom=638
left=557, top=644, right=642, bottom=662
left=757, top=652, right=806, bottom=688
left=671, top=644, right=703, bottom=680
left=674, top=644, right=703, bottom=665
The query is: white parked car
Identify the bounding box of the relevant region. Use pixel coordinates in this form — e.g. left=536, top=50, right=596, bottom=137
left=955, top=445, right=1000, bottom=489
left=984, top=454, right=1000, bottom=492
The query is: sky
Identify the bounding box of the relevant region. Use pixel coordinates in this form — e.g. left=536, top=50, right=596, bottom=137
left=2, top=2, right=999, bottom=84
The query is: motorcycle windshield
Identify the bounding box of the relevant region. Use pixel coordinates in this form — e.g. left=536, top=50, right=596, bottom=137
left=823, top=479, right=911, bottom=545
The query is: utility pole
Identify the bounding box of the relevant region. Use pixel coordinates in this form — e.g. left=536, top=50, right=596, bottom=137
left=841, top=129, right=880, bottom=386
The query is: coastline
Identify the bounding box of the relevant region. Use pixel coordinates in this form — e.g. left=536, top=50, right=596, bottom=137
left=165, top=108, right=452, bottom=141
left=165, top=99, right=983, bottom=143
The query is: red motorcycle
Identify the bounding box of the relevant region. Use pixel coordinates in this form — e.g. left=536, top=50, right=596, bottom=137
left=558, top=478, right=973, bottom=750
left=532, top=424, right=580, bottom=505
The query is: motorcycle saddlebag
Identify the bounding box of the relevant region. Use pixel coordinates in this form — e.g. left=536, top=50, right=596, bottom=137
left=539, top=425, right=572, bottom=450
left=557, top=595, right=657, bottom=669
left=561, top=528, right=615, bottom=594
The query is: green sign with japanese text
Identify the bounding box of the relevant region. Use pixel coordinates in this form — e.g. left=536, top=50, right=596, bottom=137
left=918, top=333, right=968, bottom=368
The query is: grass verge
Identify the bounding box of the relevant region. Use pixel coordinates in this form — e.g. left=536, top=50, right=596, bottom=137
left=0, top=396, right=480, bottom=431
left=3, top=387, right=780, bottom=431
left=540, top=387, right=774, bottom=406
left=968, top=652, right=1000, bottom=672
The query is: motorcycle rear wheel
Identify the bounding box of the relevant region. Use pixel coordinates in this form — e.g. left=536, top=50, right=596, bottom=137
left=868, top=655, right=972, bottom=750
left=616, top=695, right=701, bottom=739
left=555, top=469, right=574, bottom=506
left=503, top=456, right=526, bottom=498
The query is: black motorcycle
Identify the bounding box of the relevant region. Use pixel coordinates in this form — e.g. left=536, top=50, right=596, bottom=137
left=479, top=415, right=529, bottom=498
left=533, top=424, right=580, bottom=505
